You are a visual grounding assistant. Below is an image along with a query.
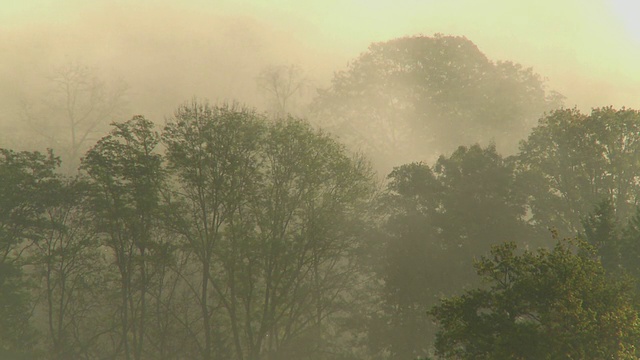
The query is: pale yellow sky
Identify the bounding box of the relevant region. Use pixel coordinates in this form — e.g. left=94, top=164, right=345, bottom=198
left=2, top=0, right=640, bottom=115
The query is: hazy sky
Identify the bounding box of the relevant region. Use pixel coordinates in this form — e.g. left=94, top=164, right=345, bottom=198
left=2, top=0, right=640, bottom=122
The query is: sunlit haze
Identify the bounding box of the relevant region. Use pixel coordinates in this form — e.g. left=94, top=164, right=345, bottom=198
left=4, top=2, right=640, bottom=359
left=2, top=0, right=640, bottom=124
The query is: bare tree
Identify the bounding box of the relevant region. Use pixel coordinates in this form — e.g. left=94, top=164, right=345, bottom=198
left=256, top=64, right=312, bottom=118
left=22, top=61, right=128, bottom=172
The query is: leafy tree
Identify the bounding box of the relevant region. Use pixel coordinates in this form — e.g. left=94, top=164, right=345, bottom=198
left=163, top=102, right=265, bottom=360
left=229, top=118, right=374, bottom=360
left=312, top=34, right=563, bottom=171
left=430, top=239, right=640, bottom=360
left=0, top=148, right=60, bottom=353
left=374, top=144, right=534, bottom=359
left=29, top=178, right=107, bottom=360
left=620, top=208, right=640, bottom=286
left=580, top=201, right=640, bottom=294
left=517, top=107, right=640, bottom=236
left=586, top=203, right=640, bottom=292
left=163, top=102, right=376, bottom=360
left=582, top=200, right=622, bottom=273
left=81, top=115, right=165, bottom=360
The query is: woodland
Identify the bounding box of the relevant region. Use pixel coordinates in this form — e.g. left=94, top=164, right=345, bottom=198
left=2, top=35, right=640, bottom=360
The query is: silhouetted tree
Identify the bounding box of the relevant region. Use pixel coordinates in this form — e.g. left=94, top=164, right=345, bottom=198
left=582, top=200, right=621, bottom=273
left=22, top=61, right=128, bottom=172
left=163, top=102, right=375, bottom=360
left=373, top=144, right=534, bottom=359
left=81, top=116, right=164, bottom=360
left=0, top=148, right=60, bottom=354
left=517, top=107, right=640, bottom=237
left=256, top=64, right=312, bottom=118
left=29, top=178, right=108, bottom=359
left=312, top=34, right=563, bottom=171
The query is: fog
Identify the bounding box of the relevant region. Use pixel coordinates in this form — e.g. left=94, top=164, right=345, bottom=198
left=4, top=2, right=640, bottom=359
left=1, top=2, right=336, bottom=122
left=3, top=0, right=640, bottom=121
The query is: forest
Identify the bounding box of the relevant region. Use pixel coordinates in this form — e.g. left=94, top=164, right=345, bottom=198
left=3, top=34, right=640, bottom=360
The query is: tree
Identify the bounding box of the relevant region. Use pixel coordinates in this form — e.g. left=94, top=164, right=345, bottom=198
left=22, top=61, right=128, bottom=172
left=225, top=117, right=374, bottom=360
left=29, top=178, right=107, bottom=360
left=0, top=148, right=60, bottom=354
left=582, top=200, right=622, bottom=273
left=256, top=64, right=312, bottom=118
left=163, top=102, right=265, bottom=360
left=580, top=201, right=640, bottom=294
left=517, top=107, right=640, bottom=236
left=585, top=203, right=640, bottom=292
left=311, top=34, right=563, bottom=171
left=374, top=144, right=535, bottom=359
left=619, top=208, right=640, bottom=287
left=162, top=102, right=376, bottom=360
left=81, top=115, right=165, bottom=360
left=430, top=239, right=640, bottom=360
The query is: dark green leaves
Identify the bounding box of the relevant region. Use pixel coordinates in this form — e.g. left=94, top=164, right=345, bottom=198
left=518, top=107, right=640, bottom=236
left=0, top=148, right=60, bottom=352
left=430, top=240, right=640, bottom=360
left=378, top=144, right=534, bottom=358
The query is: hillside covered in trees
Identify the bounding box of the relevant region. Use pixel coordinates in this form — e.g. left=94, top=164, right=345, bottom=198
left=3, top=35, right=640, bottom=360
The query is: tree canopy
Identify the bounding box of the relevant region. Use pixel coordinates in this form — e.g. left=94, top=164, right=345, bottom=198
left=517, top=107, right=640, bottom=236
left=372, top=144, right=537, bottom=359
left=0, top=149, right=60, bottom=353
left=312, top=34, right=563, bottom=171
left=8, top=32, right=640, bottom=360
left=430, top=239, right=640, bottom=360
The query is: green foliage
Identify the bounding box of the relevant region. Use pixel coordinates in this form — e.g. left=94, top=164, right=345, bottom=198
left=9, top=91, right=640, bottom=360
left=162, top=102, right=376, bottom=360
left=0, top=261, right=37, bottom=352
left=0, top=148, right=60, bottom=352
left=312, top=34, right=563, bottom=170
left=374, top=144, right=535, bottom=359
left=162, top=102, right=266, bottom=359
left=81, top=115, right=166, bottom=360
left=430, top=239, right=640, bottom=360
left=585, top=201, right=640, bottom=292
left=0, top=149, right=61, bottom=248
left=620, top=208, right=640, bottom=283
left=518, top=107, right=640, bottom=236
left=82, top=115, right=163, bottom=221
left=27, top=178, right=108, bottom=360
left=582, top=200, right=621, bottom=273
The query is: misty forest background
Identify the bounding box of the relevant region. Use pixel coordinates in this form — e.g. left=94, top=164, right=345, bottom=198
left=3, top=34, right=640, bottom=360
